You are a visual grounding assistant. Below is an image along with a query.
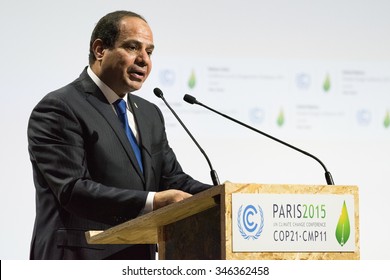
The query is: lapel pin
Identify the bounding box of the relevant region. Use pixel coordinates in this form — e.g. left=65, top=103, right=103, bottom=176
left=134, top=102, right=138, bottom=108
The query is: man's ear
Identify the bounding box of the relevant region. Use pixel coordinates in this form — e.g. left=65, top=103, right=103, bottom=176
left=91, top=39, right=105, bottom=61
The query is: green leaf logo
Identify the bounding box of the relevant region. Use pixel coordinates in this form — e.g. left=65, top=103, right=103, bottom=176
left=323, top=74, right=331, bottom=92
left=188, top=70, right=196, bottom=89
left=277, top=109, right=285, bottom=127
left=335, top=201, right=351, bottom=246
left=384, top=111, right=390, bottom=128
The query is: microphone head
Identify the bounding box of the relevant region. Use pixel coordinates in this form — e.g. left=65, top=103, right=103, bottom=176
left=183, top=94, right=197, bottom=104
left=153, top=87, right=164, bottom=98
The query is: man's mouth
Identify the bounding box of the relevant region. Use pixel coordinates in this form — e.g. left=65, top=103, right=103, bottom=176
left=128, top=68, right=146, bottom=80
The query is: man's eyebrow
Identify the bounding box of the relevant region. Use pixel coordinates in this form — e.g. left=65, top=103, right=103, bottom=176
left=123, top=39, right=154, bottom=49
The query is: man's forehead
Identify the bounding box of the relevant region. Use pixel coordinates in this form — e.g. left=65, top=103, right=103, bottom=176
left=118, top=17, right=154, bottom=44
left=119, top=17, right=151, bottom=33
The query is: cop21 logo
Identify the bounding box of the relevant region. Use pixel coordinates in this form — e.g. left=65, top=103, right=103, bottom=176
left=237, top=204, right=264, bottom=240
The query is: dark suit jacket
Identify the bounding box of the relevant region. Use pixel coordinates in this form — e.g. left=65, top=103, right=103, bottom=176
left=27, top=68, right=211, bottom=259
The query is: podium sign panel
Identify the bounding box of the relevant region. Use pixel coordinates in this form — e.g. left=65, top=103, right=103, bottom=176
left=86, top=182, right=359, bottom=260
left=232, top=193, right=355, bottom=252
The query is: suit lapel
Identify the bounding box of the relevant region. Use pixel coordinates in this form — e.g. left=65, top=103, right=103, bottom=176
left=79, top=71, right=145, bottom=183
left=127, top=94, right=153, bottom=189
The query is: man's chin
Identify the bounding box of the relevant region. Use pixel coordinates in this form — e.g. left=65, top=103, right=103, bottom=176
left=122, top=84, right=142, bottom=94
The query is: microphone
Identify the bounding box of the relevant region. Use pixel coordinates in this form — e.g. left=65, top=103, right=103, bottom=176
left=183, top=94, right=334, bottom=185
left=153, top=88, right=220, bottom=186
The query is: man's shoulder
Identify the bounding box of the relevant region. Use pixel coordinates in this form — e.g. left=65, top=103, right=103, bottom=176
left=40, top=69, right=92, bottom=102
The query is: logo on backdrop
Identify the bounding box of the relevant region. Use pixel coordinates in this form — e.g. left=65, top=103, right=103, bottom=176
left=335, top=200, right=351, bottom=246
left=295, top=73, right=311, bottom=90
left=159, top=69, right=176, bottom=86
left=237, top=204, right=264, bottom=240
left=356, top=109, right=372, bottom=126
left=384, top=110, right=390, bottom=128
left=249, top=107, right=265, bottom=125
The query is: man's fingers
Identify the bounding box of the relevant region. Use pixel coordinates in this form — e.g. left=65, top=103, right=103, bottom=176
left=153, top=189, right=192, bottom=210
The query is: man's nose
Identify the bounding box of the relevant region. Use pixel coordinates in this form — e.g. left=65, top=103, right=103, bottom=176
left=136, top=50, right=150, bottom=66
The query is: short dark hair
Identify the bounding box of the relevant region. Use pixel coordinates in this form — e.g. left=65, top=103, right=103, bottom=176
left=88, top=10, right=147, bottom=64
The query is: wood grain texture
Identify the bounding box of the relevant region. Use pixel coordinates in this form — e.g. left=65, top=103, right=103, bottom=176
left=85, top=185, right=223, bottom=244
left=222, top=182, right=360, bottom=260
left=86, top=182, right=359, bottom=260
left=159, top=206, right=221, bottom=260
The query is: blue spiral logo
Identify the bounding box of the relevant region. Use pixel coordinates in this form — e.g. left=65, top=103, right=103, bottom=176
left=238, top=204, right=264, bottom=240
left=243, top=205, right=258, bottom=232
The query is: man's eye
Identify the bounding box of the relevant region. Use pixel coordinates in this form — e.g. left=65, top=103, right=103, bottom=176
left=124, top=44, right=137, bottom=51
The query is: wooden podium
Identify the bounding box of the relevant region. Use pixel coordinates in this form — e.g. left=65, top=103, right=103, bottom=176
left=86, top=182, right=359, bottom=260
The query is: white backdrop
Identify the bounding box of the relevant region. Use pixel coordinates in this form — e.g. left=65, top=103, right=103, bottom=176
left=0, top=0, right=389, bottom=259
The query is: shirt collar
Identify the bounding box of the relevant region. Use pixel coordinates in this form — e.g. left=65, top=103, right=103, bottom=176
left=87, top=66, right=127, bottom=105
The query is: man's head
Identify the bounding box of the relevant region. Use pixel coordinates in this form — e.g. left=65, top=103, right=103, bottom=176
left=89, top=11, right=154, bottom=96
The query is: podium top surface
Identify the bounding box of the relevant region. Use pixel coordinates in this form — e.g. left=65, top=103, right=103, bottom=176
left=86, top=182, right=358, bottom=245
left=86, top=184, right=224, bottom=244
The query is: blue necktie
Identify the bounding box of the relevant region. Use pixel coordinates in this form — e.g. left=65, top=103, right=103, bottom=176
left=114, top=99, right=143, bottom=173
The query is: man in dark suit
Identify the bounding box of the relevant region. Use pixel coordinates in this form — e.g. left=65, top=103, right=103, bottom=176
left=27, top=10, right=212, bottom=260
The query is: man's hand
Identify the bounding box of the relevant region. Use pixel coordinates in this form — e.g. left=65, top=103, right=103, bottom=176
left=153, top=189, right=192, bottom=210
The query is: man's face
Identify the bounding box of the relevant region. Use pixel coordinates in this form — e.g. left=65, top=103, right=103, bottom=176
left=97, top=17, right=154, bottom=97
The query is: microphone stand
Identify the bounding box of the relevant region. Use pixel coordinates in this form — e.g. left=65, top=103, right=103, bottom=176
left=154, top=89, right=220, bottom=186
left=184, top=94, right=334, bottom=185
